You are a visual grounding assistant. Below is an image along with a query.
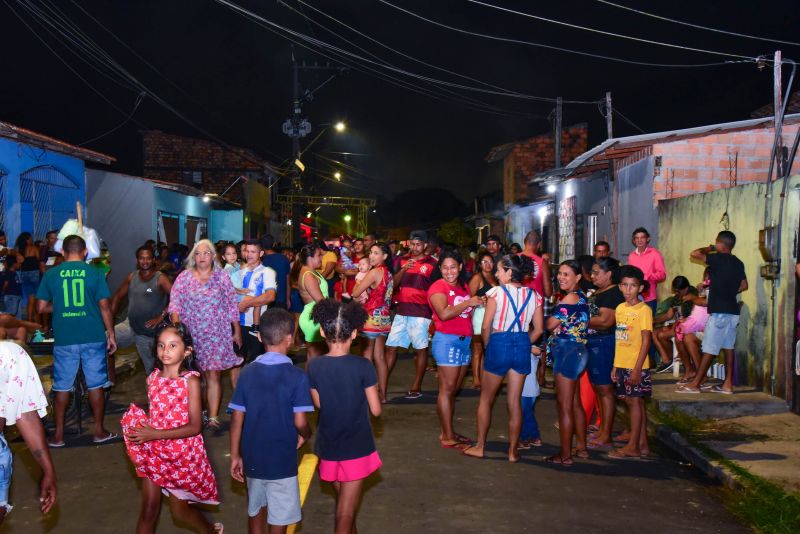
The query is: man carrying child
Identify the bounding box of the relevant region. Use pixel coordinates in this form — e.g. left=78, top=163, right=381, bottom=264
left=678, top=231, right=747, bottom=395
left=229, top=308, right=313, bottom=533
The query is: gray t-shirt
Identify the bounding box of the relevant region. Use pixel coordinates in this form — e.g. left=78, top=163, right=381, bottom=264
left=128, top=271, right=167, bottom=337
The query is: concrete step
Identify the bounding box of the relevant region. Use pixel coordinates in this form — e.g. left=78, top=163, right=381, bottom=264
left=652, top=374, right=789, bottom=419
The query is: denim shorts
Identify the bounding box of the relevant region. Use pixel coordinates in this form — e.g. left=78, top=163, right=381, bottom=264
left=53, top=341, right=110, bottom=391
left=386, top=315, right=431, bottom=350
left=484, top=331, right=532, bottom=376
left=551, top=337, right=588, bottom=380
left=0, top=434, right=12, bottom=514
left=701, top=313, right=740, bottom=355
left=431, top=332, right=471, bottom=367
left=247, top=476, right=301, bottom=525
left=587, top=334, right=615, bottom=386
left=18, top=270, right=40, bottom=297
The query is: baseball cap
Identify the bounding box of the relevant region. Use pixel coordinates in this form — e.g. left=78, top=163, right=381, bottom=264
left=409, top=230, right=428, bottom=242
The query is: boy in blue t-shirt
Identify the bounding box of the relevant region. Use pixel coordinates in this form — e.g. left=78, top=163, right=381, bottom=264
left=229, top=308, right=313, bottom=532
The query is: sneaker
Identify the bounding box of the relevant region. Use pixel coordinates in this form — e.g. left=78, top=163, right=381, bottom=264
left=654, top=361, right=673, bottom=374
left=31, top=330, right=45, bottom=343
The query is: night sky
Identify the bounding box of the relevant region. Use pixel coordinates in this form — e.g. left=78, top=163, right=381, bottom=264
left=2, top=0, right=799, bottom=208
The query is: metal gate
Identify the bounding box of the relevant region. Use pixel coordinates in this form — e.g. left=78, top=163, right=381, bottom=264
left=20, top=165, right=80, bottom=239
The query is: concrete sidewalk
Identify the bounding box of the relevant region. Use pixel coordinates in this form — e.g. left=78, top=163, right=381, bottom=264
left=651, top=372, right=800, bottom=496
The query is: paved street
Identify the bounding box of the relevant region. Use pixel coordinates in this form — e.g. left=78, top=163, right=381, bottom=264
left=5, top=351, right=748, bottom=533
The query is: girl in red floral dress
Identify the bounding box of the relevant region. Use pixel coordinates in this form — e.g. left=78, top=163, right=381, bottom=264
left=122, top=323, right=223, bottom=533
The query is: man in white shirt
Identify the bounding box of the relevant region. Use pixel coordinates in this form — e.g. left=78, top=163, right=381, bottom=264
left=0, top=341, right=57, bottom=523
left=236, top=240, right=277, bottom=364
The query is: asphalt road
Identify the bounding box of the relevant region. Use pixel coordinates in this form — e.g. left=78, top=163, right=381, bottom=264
left=4, top=351, right=748, bottom=533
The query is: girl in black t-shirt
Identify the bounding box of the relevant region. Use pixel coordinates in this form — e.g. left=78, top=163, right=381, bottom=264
left=586, top=257, right=625, bottom=449
left=307, top=299, right=382, bottom=534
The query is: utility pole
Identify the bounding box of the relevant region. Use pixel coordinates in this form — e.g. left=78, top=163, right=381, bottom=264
left=605, top=91, right=613, bottom=139
left=773, top=50, right=784, bottom=179
left=554, top=97, right=563, bottom=167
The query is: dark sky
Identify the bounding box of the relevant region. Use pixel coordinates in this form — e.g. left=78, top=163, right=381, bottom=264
left=2, top=0, right=799, bottom=205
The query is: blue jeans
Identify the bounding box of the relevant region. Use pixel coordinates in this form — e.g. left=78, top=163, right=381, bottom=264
left=52, top=341, right=110, bottom=392
left=521, top=396, right=540, bottom=441
left=0, top=434, right=11, bottom=513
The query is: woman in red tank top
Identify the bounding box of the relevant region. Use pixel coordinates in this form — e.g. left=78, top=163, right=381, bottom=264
left=353, top=243, right=394, bottom=403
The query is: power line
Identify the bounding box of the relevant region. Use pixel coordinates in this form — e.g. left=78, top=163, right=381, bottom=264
left=378, top=0, right=747, bottom=69
left=279, top=0, right=544, bottom=119
left=291, top=0, right=546, bottom=117
left=79, top=91, right=147, bottom=146
left=612, top=108, right=645, bottom=134
left=2, top=0, right=148, bottom=128
left=215, top=0, right=601, bottom=104
left=12, top=0, right=286, bottom=177
left=466, top=0, right=757, bottom=60
left=69, top=0, right=291, bottom=165
left=592, top=0, right=800, bottom=47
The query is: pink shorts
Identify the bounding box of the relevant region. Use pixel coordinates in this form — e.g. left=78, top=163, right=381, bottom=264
left=318, top=451, right=382, bottom=482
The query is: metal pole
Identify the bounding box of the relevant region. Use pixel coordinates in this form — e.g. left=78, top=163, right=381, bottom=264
left=605, top=91, right=613, bottom=139
left=774, top=50, right=784, bottom=178
left=554, top=97, right=562, bottom=168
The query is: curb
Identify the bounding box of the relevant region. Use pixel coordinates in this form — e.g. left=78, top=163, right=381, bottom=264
left=654, top=424, right=742, bottom=491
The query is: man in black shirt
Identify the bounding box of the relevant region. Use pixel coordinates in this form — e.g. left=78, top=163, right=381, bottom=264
left=678, top=231, right=747, bottom=395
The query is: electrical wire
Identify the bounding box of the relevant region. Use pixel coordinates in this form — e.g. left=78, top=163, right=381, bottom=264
left=279, top=1, right=542, bottom=119
left=215, top=0, right=601, bottom=104
left=612, top=108, right=646, bottom=134
left=70, top=0, right=291, bottom=164
left=79, top=91, right=147, bottom=146
left=465, top=0, right=758, bottom=60
left=2, top=0, right=148, bottom=129
left=291, top=0, right=547, bottom=117
left=379, top=0, right=747, bottom=68
left=12, top=0, right=286, bottom=177
left=220, top=2, right=560, bottom=118
left=282, top=1, right=544, bottom=119
left=592, top=0, right=800, bottom=48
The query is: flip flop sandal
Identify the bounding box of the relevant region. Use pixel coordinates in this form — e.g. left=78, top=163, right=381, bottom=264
left=675, top=386, right=701, bottom=394
left=711, top=385, right=733, bottom=395
left=517, top=441, right=532, bottom=450
left=608, top=449, right=642, bottom=460
left=571, top=447, right=590, bottom=459
left=453, top=434, right=472, bottom=444
left=93, top=432, right=119, bottom=444
left=48, top=440, right=66, bottom=448
left=461, top=446, right=486, bottom=459
left=700, top=383, right=715, bottom=391
left=441, top=441, right=469, bottom=450
left=404, top=391, right=423, bottom=400
left=543, top=455, right=573, bottom=467
left=530, top=439, right=543, bottom=447
left=587, top=440, right=614, bottom=451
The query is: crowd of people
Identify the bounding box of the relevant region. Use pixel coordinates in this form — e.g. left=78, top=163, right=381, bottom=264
left=0, top=224, right=748, bottom=532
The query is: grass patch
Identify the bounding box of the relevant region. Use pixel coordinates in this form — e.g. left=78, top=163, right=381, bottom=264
left=653, top=408, right=800, bottom=534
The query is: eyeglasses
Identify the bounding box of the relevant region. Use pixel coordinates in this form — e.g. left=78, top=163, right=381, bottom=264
left=194, top=251, right=213, bottom=257
left=480, top=260, right=493, bottom=265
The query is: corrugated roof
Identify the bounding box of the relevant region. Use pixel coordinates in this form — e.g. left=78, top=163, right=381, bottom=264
left=532, top=113, right=800, bottom=182
left=0, top=121, right=115, bottom=164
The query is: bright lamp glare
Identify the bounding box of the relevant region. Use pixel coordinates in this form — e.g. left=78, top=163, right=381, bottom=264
left=334, top=171, right=342, bottom=181
left=546, top=184, right=557, bottom=193
left=334, top=121, right=346, bottom=132
left=343, top=214, right=352, bottom=222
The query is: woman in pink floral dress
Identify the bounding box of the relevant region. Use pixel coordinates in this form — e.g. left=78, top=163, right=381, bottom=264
left=123, top=322, right=222, bottom=533
left=169, top=239, right=242, bottom=430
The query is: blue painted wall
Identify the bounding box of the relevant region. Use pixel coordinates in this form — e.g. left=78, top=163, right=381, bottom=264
left=211, top=209, right=243, bottom=243
left=0, top=136, right=86, bottom=241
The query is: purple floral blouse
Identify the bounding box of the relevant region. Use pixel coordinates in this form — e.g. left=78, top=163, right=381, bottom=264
left=168, top=268, right=242, bottom=371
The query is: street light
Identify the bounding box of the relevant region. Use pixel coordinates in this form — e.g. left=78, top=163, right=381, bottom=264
left=334, top=121, right=346, bottom=132
left=343, top=213, right=352, bottom=222
left=334, top=171, right=342, bottom=181
left=299, top=121, right=347, bottom=157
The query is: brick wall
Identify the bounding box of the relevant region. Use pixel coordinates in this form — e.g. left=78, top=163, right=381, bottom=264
left=504, top=124, right=588, bottom=204
left=141, top=130, right=270, bottom=204
left=652, top=122, right=800, bottom=201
